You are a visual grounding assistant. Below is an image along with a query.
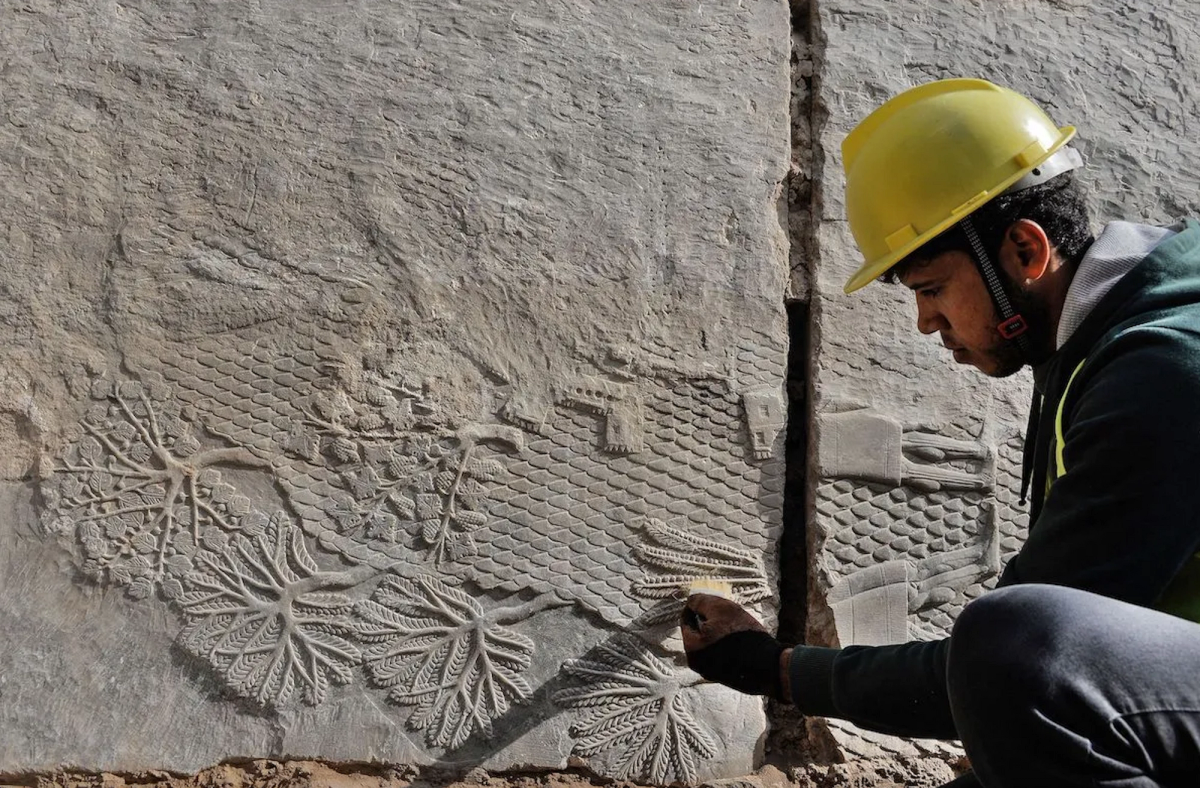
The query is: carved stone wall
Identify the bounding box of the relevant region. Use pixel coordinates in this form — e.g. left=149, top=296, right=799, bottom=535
left=808, top=0, right=1200, bottom=761
left=0, top=1, right=789, bottom=783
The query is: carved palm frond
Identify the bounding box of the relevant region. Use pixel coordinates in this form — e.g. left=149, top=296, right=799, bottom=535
left=555, top=637, right=717, bottom=784
left=352, top=575, right=534, bottom=748
left=177, top=513, right=361, bottom=707
left=632, top=518, right=770, bottom=603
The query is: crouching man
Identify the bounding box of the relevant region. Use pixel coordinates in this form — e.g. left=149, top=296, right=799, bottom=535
left=684, top=79, right=1200, bottom=788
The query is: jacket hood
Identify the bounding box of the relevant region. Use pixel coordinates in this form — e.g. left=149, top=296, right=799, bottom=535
left=1035, top=219, right=1200, bottom=391
left=1056, top=221, right=1180, bottom=349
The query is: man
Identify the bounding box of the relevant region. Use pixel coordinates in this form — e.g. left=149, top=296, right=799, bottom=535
left=681, top=78, right=1200, bottom=787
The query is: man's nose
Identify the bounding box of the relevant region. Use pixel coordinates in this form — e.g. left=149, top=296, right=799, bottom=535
left=915, top=300, right=945, bottom=335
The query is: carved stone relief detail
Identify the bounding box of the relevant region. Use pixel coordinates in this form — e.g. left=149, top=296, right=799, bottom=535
left=632, top=518, right=771, bottom=625
left=827, top=561, right=909, bottom=647
left=178, top=514, right=368, bottom=706
left=353, top=575, right=564, bottom=748
left=901, top=431, right=995, bottom=494
left=818, top=410, right=995, bottom=493
left=478, top=376, right=782, bottom=628
left=40, top=376, right=273, bottom=600
left=35, top=378, right=549, bottom=746
left=306, top=427, right=519, bottom=567
left=561, top=375, right=645, bottom=455
left=136, top=321, right=784, bottom=628
left=555, top=637, right=717, bottom=785
left=824, top=716, right=965, bottom=763
left=817, top=410, right=903, bottom=486
left=35, top=313, right=785, bottom=783
left=812, top=405, right=1028, bottom=763
left=741, top=385, right=786, bottom=460
left=815, top=407, right=1024, bottom=648
left=827, top=504, right=999, bottom=646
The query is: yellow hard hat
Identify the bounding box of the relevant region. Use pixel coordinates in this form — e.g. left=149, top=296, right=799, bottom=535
left=842, top=78, right=1077, bottom=293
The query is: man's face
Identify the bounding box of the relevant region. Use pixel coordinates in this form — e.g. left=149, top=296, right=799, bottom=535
left=899, top=250, right=1026, bottom=377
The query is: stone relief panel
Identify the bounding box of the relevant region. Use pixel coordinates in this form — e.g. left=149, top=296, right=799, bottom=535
left=34, top=307, right=785, bottom=783
left=813, top=408, right=1023, bottom=647
left=809, top=405, right=1029, bottom=760
left=0, top=0, right=790, bottom=776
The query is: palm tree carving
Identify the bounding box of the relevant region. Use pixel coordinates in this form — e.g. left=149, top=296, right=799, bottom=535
left=353, top=575, right=564, bottom=747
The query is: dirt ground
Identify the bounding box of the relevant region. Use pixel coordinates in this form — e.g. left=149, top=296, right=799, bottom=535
left=4, top=709, right=965, bottom=788
left=1, top=702, right=964, bottom=788
left=5, top=755, right=962, bottom=788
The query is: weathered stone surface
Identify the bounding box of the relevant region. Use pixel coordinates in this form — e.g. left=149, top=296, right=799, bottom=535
left=809, top=0, right=1200, bottom=761
left=0, top=0, right=790, bottom=781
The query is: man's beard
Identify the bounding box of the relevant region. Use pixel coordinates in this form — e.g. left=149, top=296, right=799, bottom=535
left=982, top=282, right=1055, bottom=378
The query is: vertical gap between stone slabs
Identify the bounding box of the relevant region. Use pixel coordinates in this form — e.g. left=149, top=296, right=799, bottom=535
left=778, top=299, right=809, bottom=647
left=779, top=0, right=823, bottom=657
left=766, top=0, right=824, bottom=769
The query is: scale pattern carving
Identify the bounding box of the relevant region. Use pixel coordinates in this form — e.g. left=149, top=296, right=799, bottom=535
left=475, top=379, right=781, bottom=626
left=816, top=430, right=1028, bottom=639
left=146, top=322, right=781, bottom=628
left=36, top=314, right=785, bottom=783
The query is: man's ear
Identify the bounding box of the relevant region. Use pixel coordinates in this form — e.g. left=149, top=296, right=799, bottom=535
left=999, top=219, right=1052, bottom=283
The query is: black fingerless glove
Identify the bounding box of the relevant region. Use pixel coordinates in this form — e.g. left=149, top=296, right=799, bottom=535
left=685, top=630, right=785, bottom=697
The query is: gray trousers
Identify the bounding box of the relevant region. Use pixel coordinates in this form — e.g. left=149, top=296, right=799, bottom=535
left=943, top=584, right=1200, bottom=787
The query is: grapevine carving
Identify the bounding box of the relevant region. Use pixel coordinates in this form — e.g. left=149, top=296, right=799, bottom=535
left=40, top=377, right=271, bottom=599
left=304, top=424, right=517, bottom=566
left=38, top=373, right=539, bottom=719
left=555, top=637, right=716, bottom=784
left=281, top=355, right=428, bottom=473
left=330, top=433, right=506, bottom=564
left=178, top=513, right=372, bottom=707
left=284, top=359, right=520, bottom=565
left=353, top=575, right=562, bottom=748
left=33, top=338, right=781, bottom=774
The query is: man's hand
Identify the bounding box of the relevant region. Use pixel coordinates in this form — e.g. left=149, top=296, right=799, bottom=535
left=680, top=593, right=789, bottom=699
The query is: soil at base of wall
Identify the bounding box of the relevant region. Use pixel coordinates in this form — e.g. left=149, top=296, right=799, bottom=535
left=0, top=754, right=963, bottom=788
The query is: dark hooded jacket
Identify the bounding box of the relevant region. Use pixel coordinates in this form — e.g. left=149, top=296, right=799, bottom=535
left=788, top=219, right=1200, bottom=738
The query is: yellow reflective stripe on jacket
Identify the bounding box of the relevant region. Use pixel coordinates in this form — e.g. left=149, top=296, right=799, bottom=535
left=1050, top=355, right=1200, bottom=623
left=1054, top=359, right=1087, bottom=479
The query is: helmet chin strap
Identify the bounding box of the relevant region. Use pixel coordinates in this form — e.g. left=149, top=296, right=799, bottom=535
left=959, top=215, right=1032, bottom=358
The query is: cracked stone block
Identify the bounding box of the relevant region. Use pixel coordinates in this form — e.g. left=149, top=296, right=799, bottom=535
left=0, top=0, right=789, bottom=782
left=810, top=0, right=1200, bottom=765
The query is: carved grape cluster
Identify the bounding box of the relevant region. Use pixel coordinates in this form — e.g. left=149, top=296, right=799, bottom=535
left=284, top=357, right=442, bottom=461
left=317, top=433, right=503, bottom=564
left=280, top=356, right=508, bottom=565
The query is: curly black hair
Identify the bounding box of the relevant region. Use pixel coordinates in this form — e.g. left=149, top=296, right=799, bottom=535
left=881, top=171, right=1093, bottom=284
